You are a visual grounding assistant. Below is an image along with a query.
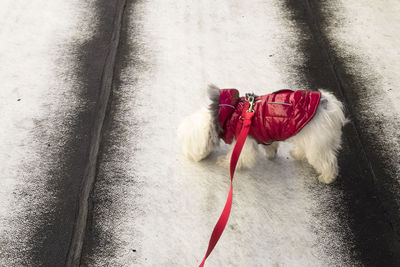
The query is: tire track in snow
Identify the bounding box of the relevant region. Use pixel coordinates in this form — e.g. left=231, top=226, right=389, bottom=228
left=319, top=0, right=400, bottom=244
left=80, top=0, right=135, bottom=265
left=0, top=1, right=98, bottom=266
left=0, top=0, right=126, bottom=266
left=285, top=0, right=400, bottom=265
left=64, top=1, right=127, bottom=266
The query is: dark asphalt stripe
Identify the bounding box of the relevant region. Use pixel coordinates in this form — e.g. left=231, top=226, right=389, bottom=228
left=25, top=1, right=127, bottom=266
left=285, top=0, right=400, bottom=265
left=80, top=0, right=135, bottom=264
left=65, top=1, right=127, bottom=266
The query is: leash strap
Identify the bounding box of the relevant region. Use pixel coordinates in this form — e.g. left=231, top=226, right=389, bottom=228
left=199, top=101, right=254, bottom=267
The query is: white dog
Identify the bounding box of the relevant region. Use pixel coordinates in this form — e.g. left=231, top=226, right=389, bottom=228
left=178, top=85, right=347, bottom=184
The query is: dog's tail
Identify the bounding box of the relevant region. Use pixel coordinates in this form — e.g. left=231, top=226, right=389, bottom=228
left=177, top=84, right=221, bottom=161
left=318, top=89, right=349, bottom=129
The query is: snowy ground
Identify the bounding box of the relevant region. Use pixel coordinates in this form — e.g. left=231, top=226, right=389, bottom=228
left=1, top=0, right=400, bottom=266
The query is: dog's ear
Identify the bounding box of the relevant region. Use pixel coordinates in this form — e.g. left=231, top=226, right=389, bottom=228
left=207, top=84, right=222, bottom=136
left=207, top=84, right=220, bottom=94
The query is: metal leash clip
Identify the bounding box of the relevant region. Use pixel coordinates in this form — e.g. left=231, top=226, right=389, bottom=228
left=245, top=93, right=256, bottom=112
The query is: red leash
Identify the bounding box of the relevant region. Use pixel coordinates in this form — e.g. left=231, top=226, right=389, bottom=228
left=199, top=96, right=255, bottom=267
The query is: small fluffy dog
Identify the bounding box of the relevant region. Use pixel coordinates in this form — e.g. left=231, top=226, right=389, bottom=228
left=178, top=85, right=347, bottom=184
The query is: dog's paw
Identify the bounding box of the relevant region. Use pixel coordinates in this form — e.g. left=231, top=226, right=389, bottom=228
left=217, top=156, right=229, bottom=168
left=318, top=174, right=336, bottom=184
left=263, top=142, right=279, bottom=160
left=217, top=155, right=246, bottom=170
left=290, top=148, right=305, bottom=161
left=265, top=148, right=277, bottom=160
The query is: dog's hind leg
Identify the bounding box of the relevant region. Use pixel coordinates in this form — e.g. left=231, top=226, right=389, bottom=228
left=296, top=90, right=346, bottom=183
left=306, top=148, right=339, bottom=184
left=263, top=141, right=279, bottom=160
left=290, top=145, right=306, bottom=160
left=290, top=124, right=339, bottom=184
left=217, top=137, right=258, bottom=170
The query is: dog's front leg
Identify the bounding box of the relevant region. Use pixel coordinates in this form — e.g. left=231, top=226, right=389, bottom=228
left=217, top=137, right=258, bottom=170
left=263, top=141, right=279, bottom=159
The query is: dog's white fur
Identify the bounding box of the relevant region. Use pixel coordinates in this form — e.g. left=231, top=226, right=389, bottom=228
left=178, top=85, right=347, bottom=184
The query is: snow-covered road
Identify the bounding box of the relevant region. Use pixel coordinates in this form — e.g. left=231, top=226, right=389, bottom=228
left=1, top=0, right=400, bottom=266
left=81, top=1, right=353, bottom=266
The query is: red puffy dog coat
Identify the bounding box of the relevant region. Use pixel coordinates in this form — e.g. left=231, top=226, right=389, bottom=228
left=218, top=89, right=321, bottom=144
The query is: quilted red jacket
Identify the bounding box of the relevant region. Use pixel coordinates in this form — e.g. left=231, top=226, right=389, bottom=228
left=218, top=89, right=321, bottom=144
